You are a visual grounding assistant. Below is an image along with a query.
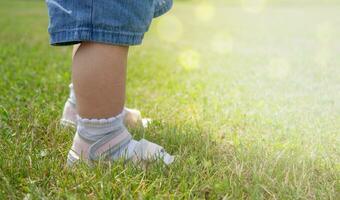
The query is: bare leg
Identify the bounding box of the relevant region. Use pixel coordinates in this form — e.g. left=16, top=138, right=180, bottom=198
left=67, top=42, right=174, bottom=166
left=60, top=43, right=145, bottom=127
left=72, top=42, right=128, bottom=119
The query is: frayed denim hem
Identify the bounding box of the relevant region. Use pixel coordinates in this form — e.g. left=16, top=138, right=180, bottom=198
left=50, top=29, right=144, bottom=46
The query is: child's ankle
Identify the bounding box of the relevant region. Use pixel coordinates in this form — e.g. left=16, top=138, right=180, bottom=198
left=70, top=113, right=132, bottom=161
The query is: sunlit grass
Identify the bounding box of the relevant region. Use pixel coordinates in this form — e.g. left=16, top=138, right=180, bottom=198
left=0, top=0, right=339, bottom=199
left=210, top=32, right=234, bottom=55
left=178, top=49, right=201, bottom=70
left=267, top=58, right=291, bottom=80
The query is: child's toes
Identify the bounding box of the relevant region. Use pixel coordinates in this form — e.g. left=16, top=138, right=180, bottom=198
left=131, top=139, right=175, bottom=165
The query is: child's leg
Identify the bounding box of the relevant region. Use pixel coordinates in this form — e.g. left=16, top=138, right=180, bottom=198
left=68, top=42, right=174, bottom=166
left=45, top=0, right=175, bottom=166
left=60, top=44, right=145, bottom=128
left=72, top=42, right=127, bottom=118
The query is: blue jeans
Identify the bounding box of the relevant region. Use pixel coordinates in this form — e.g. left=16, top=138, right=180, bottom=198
left=46, top=0, right=173, bottom=46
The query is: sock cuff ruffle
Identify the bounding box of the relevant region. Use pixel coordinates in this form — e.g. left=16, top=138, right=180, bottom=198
left=76, top=111, right=126, bottom=142
left=77, top=111, right=125, bottom=128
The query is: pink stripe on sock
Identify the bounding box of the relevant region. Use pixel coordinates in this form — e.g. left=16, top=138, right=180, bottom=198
left=94, top=130, right=131, bottom=156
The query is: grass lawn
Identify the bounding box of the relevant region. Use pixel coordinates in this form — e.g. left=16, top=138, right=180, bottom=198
left=0, top=0, right=339, bottom=199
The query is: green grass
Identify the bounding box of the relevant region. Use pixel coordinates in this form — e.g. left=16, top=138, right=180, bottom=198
left=0, top=0, right=339, bottom=199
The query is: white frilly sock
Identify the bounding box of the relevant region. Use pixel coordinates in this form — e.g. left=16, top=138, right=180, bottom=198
left=67, top=112, right=174, bottom=166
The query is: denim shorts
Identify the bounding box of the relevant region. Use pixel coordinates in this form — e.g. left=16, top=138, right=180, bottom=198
left=46, top=0, right=173, bottom=46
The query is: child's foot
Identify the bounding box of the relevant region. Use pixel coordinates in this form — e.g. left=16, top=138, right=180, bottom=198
left=60, top=99, right=151, bottom=128
left=67, top=113, right=174, bottom=167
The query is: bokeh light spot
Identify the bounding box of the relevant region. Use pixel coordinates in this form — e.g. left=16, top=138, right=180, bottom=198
left=195, top=1, right=215, bottom=22
left=156, top=14, right=183, bottom=43
left=178, top=49, right=201, bottom=71
left=241, top=0, right=267, bottom=14
left=211, top=32, right=234, bottom=54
